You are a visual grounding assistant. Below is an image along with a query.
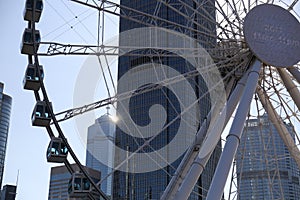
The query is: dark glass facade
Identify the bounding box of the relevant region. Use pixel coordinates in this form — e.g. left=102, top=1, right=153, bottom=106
left=0, top=83, right=12, bottom=189
left=113, top=1, right=221, bottom=199
left=236, top=114, right=300, bottom=199
left=0, top=184, right=16, bottom=200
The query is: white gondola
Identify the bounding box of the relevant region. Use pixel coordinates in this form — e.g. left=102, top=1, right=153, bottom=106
left=21, top=28, right=41, bottom=55
left=31, top=101, right=51, bottom=127
left=68, top=173, right=92, bottom=198
left=46, top=137, right=68, bottom=163
left=23, top=64, right=44, bottom=91
left=23, top=0, right=43, bottom=22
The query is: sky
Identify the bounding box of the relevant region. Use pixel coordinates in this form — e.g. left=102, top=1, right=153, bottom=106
left=0, top=0, right=300, bottom=199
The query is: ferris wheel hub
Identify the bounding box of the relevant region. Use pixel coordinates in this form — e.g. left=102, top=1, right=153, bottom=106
left=243, top=4, right=300, bottom=67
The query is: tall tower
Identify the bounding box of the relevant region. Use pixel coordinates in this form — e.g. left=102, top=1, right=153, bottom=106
left=113, top=1, right=220, bottom=199
left=236, top=114, right=300, bottom=199
left=86, top=108, right=115, bottom=197
left=0, top=82, right=12, bottom=189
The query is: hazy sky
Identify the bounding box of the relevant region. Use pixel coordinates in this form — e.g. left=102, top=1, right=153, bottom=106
left=1, top=0, right=300, bottom=199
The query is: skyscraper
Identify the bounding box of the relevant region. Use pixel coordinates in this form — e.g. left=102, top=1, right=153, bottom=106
left=0, top=82, right=12, bottom=189
left=0, top=184, right=16, bottom=200
left=48, top=164, right=101, bottom=200
left=113, top=1, right=220, bottom=199
left=236, top=114, right=300, bottom=199
left=86, top=110, right=115, bottom=197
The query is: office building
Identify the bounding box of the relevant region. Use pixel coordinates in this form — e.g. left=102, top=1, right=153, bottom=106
left=0, top=184, right=16, bottom=200
left=236, top=114, right=300, bottom=199
left=0, top=83, right=12, bottom=189
left=48, top=164, right=101, bottom=200
left=86, top=109, right=115, bottom=197
left=112, top=1, right=221, bottom=199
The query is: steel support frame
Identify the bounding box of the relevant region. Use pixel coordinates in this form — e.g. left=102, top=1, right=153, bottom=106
left=38, top=42, right=214, bottom=57
left=287, top=66, right=300, bottom=84
left=38, top=42, right=243, bottom=63
left=205, top=59, right=261, bottom=200
left=163, top=59, right=256, bottom=200
left=277, top=68, right=300, bottom=112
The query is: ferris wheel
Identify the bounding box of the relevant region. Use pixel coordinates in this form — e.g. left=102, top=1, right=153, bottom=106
left=21, top=0, right=300, bottom=199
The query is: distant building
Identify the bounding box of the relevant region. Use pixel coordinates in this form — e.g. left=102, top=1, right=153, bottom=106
left=236, top=114, right=300, bottom=199
left=0, top=184, right=16, bottom=200
left=0, top=83, right=12, bottom=189
left=48, top=164, right=101, bottom=200
left=86, top=109, right=115, bottom=197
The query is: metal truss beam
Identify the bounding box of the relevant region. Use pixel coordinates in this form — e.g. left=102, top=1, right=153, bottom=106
left=163, top=58, right=255, bottom=200
left=55, top=96, right=116, bottom=123
left=205, top=59, right=261, bottom=200
left=38, top=42, right=215, bottom=57
left=37, top=42, right=246, bottom=66
left=55, top=68, right=202, bottom=122
left=287, top=66, right=300, bottom=84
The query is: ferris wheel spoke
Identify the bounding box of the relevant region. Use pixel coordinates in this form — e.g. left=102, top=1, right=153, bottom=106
left=288, top=0, right=299, bottom=10
left=230, top=0, right=244, bottom=24
left=256, top=85, right=300, bottom=168
left=287, top=66, right=300, bottom=84
left=277, top=68, right=300, bottom=112
left=215, top=1, right=240, bottom=40
left=264, top=68, right=300, bottom=142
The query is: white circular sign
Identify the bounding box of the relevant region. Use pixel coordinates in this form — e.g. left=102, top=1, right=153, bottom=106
left=244, top=4, right=300, bottom=67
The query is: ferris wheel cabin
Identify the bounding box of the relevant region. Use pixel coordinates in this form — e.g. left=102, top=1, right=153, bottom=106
left=31, top=101, right=51, bottom=127
left=24, top=0, right=43, bottom=22
left=23, top=64, right=44, bottom=91
left=68, top=173, right=93, bottom=198
left=21, top=28, right=41, bottom=55
left=47, top=137, right=68, bottom=163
